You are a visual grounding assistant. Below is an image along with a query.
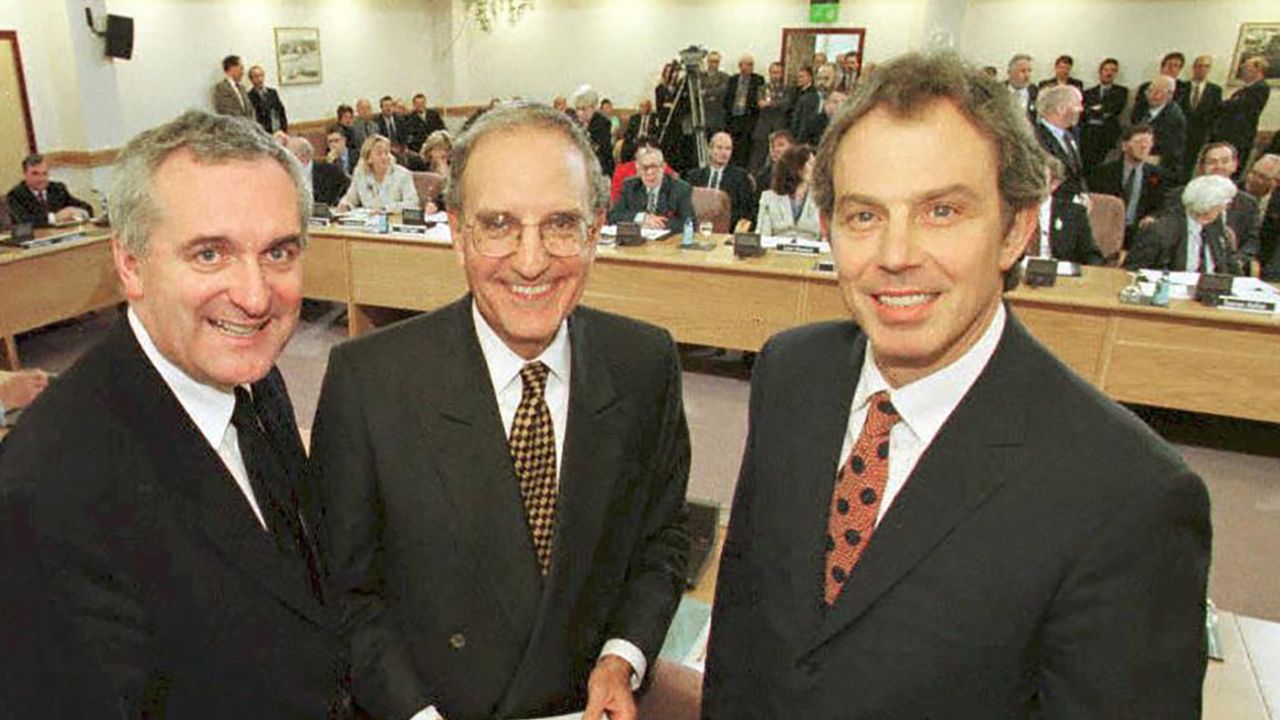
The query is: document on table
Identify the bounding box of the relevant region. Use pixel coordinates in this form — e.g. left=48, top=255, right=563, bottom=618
left=599, top=224, right=671, bottom=241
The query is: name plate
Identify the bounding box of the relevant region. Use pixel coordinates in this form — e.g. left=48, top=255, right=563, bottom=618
left=774, top=242, right=821, bottom=255
left=1217, top=295, right=1279, bottom=314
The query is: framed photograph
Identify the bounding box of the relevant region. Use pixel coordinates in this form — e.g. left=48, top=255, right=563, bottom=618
left=1227, top=22, right=1280, bottom=87
left=274, top=27, right=322, bottom=86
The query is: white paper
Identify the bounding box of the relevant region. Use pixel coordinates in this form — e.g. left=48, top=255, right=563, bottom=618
left=1231, top=277, right=1280, bottom=296
left=1137, top=269, right=1200, bottom=286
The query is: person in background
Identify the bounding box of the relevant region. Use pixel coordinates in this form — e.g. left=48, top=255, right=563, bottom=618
left=247, top=64, right=288, bottom=134
left=1029, top=155, right=1105, bottom=265
left=686, top=131, right=756, bottom=231
left=1183, top=55, right=1223, bottom=166
left=1126, top=173, right=1243, bottom=274
left=211, top=54, right=253, bottom=118
left=1037, top=54, right=1083, bottom=90
left=1005, top=53, right=1038, bottom=123
left=1210, top=57, right=1272, bottom=181
left=609, top=145, right=694, bottom=230
left=573, top=86, right=617, bottom=179
left=402, top=93, right=447, bottom=154
left=1138, top=75, right=1188, bottom=179
left=352, top=98, right=379, bottom=151
left=1133, top=51, right=1191, bottom=121
left=418, top=130, right=452, bottom=212
left=1194, top=141, right=1261, bottom=273
left=621, top=98, right=658, bottom=163
left=288, top=136, right=349, bottom=207
left=1089, top=124, right=1173, bottom=247
left=6, top=153, right=93, bottom=228
left=325, top=125, right=356, bottom=175
left=1081, top=58, right=1128, bottom=172
left=754, top=129, right=795, bottom=201
left=702, top=51, right=731, bottom=133
left=755, top=144, right=820, bottom=240
left=610, top=141, right=677, bottom=204
left=336, top=134, right=420, bottom=212
left=751, top=61, right=794, bottom=170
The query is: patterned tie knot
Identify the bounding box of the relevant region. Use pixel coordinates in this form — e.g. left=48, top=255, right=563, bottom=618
left=863, top=390, right=900, bottom=437
left=231, top=386, right=258, bottom=433
left=520, top=362, right=550, bottom=399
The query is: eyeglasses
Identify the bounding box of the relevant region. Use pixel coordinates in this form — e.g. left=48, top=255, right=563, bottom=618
left=464, top=212, right=595, bottom=258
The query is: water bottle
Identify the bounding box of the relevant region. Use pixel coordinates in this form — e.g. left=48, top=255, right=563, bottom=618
left=682, top=218, right=694, bottom=248
left=1152, top=271, right=1170, bottom=307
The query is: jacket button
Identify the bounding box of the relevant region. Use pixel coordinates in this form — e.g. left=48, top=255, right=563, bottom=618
left=448, top=633, right=466, bottom=650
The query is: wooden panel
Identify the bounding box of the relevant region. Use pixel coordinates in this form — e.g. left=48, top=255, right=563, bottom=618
left=802, top=275, right=847, bottom=324
left=0, top=32, right=36, bottom=192
left=1010, top=304, right=1110, bottom=383
left=1104, top=315, right=1280, bottom=422
left=0, top=238, right=122, bottom=336
left=301, top=234, right=349, bottom=301
left=348, top=239, right=466, bottom=310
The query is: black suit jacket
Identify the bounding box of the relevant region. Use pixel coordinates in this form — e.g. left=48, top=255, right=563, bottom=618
left=1261, top=194, right=1280, bottom=279
left=376, top=114, right=407, bottom=146
left=1227, top=191, right=1261, bottom=262
left=1125, top=206, right=1243, bottom=275
left=586, top=111, right=616, bottom=178
left=686, top=164, right=756, bottom=229
left=1133, top=78, right=1192, bottom=122
left=622, top=112, right=659, bottom=163
left=1038, top=197, right=1105, bottom=265
left=313, top=161, right=352, bottom=206
left=402, top=109, right=446, bottom=152
left=722, top=73, right=765, bottom=123
left=1211, top=80, right=1271, bottom=160
left=6, top=181, right=93, bottom=228
left=1081, top=83, right=1127, bottom=169
left=703, top=314, right=1210, bottom=719
left=790, top=86, right=820, bottom=138
left=608, top=175, right=695, bottom=229
left=1089, top=159, right=1173, bottom=227
left=1142, top=102, right=1189, bottom=179
left=0, top=321, right=350, bottom=719
left=248, top=85, right=289, bottom=132
left=1184, top=82, right=1223, bottom=158
left=1035, top=120, right=1088, bottom=197
left=309, top=298, right=690, bottom=720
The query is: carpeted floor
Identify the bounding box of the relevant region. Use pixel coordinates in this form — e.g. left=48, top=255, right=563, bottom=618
left=15, top=305, right=1280, bottom=622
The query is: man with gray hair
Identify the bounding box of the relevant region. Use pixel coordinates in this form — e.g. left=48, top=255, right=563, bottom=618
left=288, top=134, right=349, bottom=205
left=1126, top=173, right=1243, bottom=274
left=1034, top=84, right=1087, bottom=198
left=1005, top=53, right=1038, bottom=122
left=701, top=50, right=730, bottom=132
left=704, top=51, right=1209, bottom=718
left=573, top=84, right=616, bottom=177
left=310, top=101, right=690, bottom=720
left=0, top=110, right=355, bottom=717
left=1139, top=75, right=1188, bottom=179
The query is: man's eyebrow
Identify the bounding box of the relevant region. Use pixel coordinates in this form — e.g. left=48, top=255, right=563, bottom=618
left=834, top=183, right=982, bottom=209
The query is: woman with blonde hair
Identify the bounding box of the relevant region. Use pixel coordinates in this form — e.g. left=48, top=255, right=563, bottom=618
left=337, top=133, right=419, bottom=212
left=419, top=130, right=452, bottom=175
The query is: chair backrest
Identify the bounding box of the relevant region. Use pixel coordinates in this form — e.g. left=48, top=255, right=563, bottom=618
left=1086, top=193, right=1125, bottom=264
left=636, top=660, right=701, bottom=720
left=412, top=171, right=445, bottom=206
left=691, top=187, right=731, bottom=233
left=0, top=196, right=10, bottom=231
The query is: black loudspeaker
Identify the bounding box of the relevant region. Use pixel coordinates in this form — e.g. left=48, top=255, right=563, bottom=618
left=105, top=15, right=134, bottom=60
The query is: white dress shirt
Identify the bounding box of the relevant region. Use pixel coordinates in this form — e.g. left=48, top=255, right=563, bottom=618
left=1184, top=214, right=1211, bottom=273
left=126, top=308, right=267, bottom=528
left=1035, top=198, right=1054, bottom=257
left=838, top=303, right=1007, bottom=525
left=407, top=305, right=646, bottom=720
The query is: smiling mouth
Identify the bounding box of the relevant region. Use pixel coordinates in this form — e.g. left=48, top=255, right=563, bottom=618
left=875, top=292, right=936, bottom=308
left=509, top=283, right=552, bottom=299
left=210, top=318, right=268, bottom=337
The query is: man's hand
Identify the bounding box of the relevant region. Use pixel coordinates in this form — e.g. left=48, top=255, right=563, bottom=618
left=582, top=655, right=636, bottom=720
left=1138, top=215, right=1157, bottom=229
left=54, top=207, right=87, bottom=223
left=0, top=369, right=49, bottom=410
left=642, top=213, right=668, bottom=230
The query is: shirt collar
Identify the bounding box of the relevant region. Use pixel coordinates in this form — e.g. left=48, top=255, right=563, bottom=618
left=471, top=300, right=571, bottom=397
left=853, top=303, right=1007, bottom=445
left=127, top=307, right=236, bottom=450
left=1038, top=118, right=1068, bottom=144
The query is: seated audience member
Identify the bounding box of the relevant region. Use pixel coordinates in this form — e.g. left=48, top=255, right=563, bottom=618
left=325, top=125, right=356, bottom=175
left=337, top=134, right=420, bottom=212
left=375, top=95, right=406, bottom=147
left=1081, top=58, right=1128, bottom=172
left=798, top=89, right=846, bottom=147
left=1136, top=76, right=1187, bottom=179
left=755, top=144, right=820, bottom=240
left=573, top=85, right=616, bottom=178
left=6, top=154, right=93, bottom=228
left=0, top=368, right=49, bottom=418
left=247, top=64, right=288, bottom=133
left=402, top=93, right=446, bottom=152
left=1244, top=154, right=1280, bottom=276
left=686, top=132, right=756, bottom=231
left=621, top=99, right=658, bottom=163
left=1195, top=142, right=1261, bottom=271
left=609, top=145, right=694, bottom=230
left=335, top=103, right=361, bottom=154
left=353, top=98, right=379, bottom=149
left=1037, top=54, right=1084, bottom=90
left=1125, top=174, right=1243, bottom=274
left=416, top=130, right=452, bottom=212
left=600, top=98, right=622, bottom=139
left=1035, top=84, right=1088, bottom=199
left=610, top=142, right=677, bottom=203
left=1133, top=51, right=1191, bottom=121
left=755, top=129, right=795, bottom=199
left=1029, top=156, right=1105, bottom=265
left=1089, top=124, right=1172, bottom=246
left=288, top=136, right=348, bottom=206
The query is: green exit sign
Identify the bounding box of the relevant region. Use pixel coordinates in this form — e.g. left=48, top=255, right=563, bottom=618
left=810, top=1, right=840, bottom=23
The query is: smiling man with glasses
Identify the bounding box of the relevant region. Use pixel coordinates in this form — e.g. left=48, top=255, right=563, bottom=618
left=309, top=101, right=691, bottom=720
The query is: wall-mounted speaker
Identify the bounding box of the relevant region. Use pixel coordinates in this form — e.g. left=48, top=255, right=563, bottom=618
left=105, top=15, right=134, bottom=60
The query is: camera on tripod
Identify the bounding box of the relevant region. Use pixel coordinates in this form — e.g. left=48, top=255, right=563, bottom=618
left=659, top=45, right=711, bottom=169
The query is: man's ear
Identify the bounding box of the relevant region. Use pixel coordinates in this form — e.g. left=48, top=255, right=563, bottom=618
left=112, top=236, right=145, bottom=301
left=999, top=205, right=1038, bottom=271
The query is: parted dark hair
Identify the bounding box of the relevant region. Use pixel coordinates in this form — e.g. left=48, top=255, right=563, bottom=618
left=1055, top=55, right=1074, bottom=67
left=772, top=144, right=815, bottom=196
left=1099, top=57, right=1119, bottom=71
left=21, top=153, right=44, bottom=171
left=336, top=103, right=353, bottom=118
left=1161, top=51, right=1186, bottom=67
left=222, top=55, right=241, bottom=72
left=1122, top=123, right=1155, bottom=142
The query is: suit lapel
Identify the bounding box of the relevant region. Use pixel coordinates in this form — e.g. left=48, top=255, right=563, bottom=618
left=418, top=299, right=543, bottom=637
left=808, top=315, right=1032, bottom=652
left=105, top=323, right=325, bottom=624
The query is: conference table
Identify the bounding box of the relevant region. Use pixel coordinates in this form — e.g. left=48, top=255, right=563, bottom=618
left=304, top=225, right=1280, bottom=424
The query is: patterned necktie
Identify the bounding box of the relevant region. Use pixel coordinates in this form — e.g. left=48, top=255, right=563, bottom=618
left=711, top=168, right=721, bottom=190
left=824, top=390, right=900, bottom=605
left=1191, top=83, right=1202, bottom=110
left=510, top=362, right=557, bottom=575
left=646, top=188, right=658, bottom=214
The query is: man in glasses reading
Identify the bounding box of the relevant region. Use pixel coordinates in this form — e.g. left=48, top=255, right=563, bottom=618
left=309, top=101, right=691, bottom=720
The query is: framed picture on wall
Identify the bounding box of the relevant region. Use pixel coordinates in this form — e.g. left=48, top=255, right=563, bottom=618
left=1227, top=22, right=1280, bottom=87
left=274, top=27, right=322, bottom=86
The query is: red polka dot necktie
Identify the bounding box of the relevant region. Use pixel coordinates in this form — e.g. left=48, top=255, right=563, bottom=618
left=824, top=390, right=900, bottom=605
left=509, top=362, right=557, bottom=575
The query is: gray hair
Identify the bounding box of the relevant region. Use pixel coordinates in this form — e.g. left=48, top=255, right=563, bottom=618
left=572, top=85, right=599, bottom=109
left=287, top=135, right=314, bottom=163
left=445, top=101, right=610, bottom=216
left=111, top=110, right=310, bottom=256
left=635, top=145, right=664, bottom=165
left=1008, top=53, right=1032, bottom=70
left=1181, top=174, right=1237, bottom=215
left=1036, top=84, right=1078, bottom=116
left=1147, top=75, right=1175, bottom=96
left=813, top=51, right=1047, bottom=227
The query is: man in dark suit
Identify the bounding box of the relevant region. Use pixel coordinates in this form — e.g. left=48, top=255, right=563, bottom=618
left=1245, top=153, right=1280, bottom=276
left=703, top=53, right=1210, bottom=719
left=1196, top=141, right=1262, bottom=269
left=1034, top=84, right=1088, bottom=199
left=310, top=102, right=690, bottom=720
left=1029, top=156, right=1105, bottom=265
left=1126, top=174, right=1244, bottom=274
left=723, top=54, right=765, bottom=168
left=754, top=129, right=794, bottom=200
left=402, top=92, right=447, bottom=153
left=375, top=95, right=406, bottom=147
left=1184, top=55, right=1223, bottom=165
left=573, top=86, right=616, bottom=178
left=6, top=153, right=94, bottom=228
left=1035, top=54, right=1084, bottom=91
left=1133, top=51, right=1192, bottom=121
left=1081, top=58, right=1128, bottom=171
left=1089, top=124, right=1174, bottom=246
left=686, top=131, right=756, bottom=230
left=790, top=66, right=820, bottom=139
left=1210, top=57, right=1272, bottom=178
left=798, top=89, right=847, bottom=147
left=621, top=99, right=659, bottom=163
left=325, top=125, right=357, bottom=175
left=1137, top=75, right=1188, bottom=179
left=287, top=136, right=350, bottom=207
left=247, top=64, right=288, bottom=133
left=1005, top=53, right=1038, bottom=123
left=0, top=110, right=353, bottom=718
left=609, top=146, right=695, bottom=231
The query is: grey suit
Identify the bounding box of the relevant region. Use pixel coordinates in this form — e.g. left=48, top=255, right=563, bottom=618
left=212, top=78, right=254, bottom=118
left=309, top=297, right=691, bottom=720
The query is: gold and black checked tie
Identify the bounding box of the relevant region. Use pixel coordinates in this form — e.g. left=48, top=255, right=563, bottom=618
left=510, top=361, right=557, bottom=575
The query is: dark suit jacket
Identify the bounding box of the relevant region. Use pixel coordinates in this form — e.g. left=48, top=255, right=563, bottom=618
left=702, top=315, right=1211, bottom=719
left=309, top=298, right=690, bottom=720
left=1081, top=83, right=1127, bottom=169
left=1038, top=197, right=1105, bottom=265
left=1261, top=194, right=1280, bottom=279
left=1035, top=120, right=1088, bottom=197
left=6, top=181, right=93, bottom=228
left=1184, top=82, right=1223, bottom=159
left=375, top=114, right=407, bottom=146
left=1125, top=206, right=1243, bottom=275
left=1133, top=78, right=1192, bottom=122
left=798, top=111, right=831, bottom=147
left=723, top=73, right=765, bottom=123
left=313, top=161, right=352, bottom=206
left=686, top=164, right=756, bottom=229
left=402, top=109, right=446, bottom=152
left=608, top=175, right=695, bottom=229
left=1089, top=158, right=1172, bottom=227
left=1227, top=191, right=1261, bottom=262
left=622, top=112, right=659, bottom=163
left=248, top=85, right=289, bottom=132
left=1211, top=80, right=1271, bottom=160
left=790, top=86, right=820, bottom=138
left=1142, top=102, right=1188, bottom=179
left=586, top=111, right=616, bottom=178
left=0, top=321, right=350, bottom=719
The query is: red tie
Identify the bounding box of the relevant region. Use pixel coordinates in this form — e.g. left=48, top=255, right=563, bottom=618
left=824, top=390, right=900, bottom=605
